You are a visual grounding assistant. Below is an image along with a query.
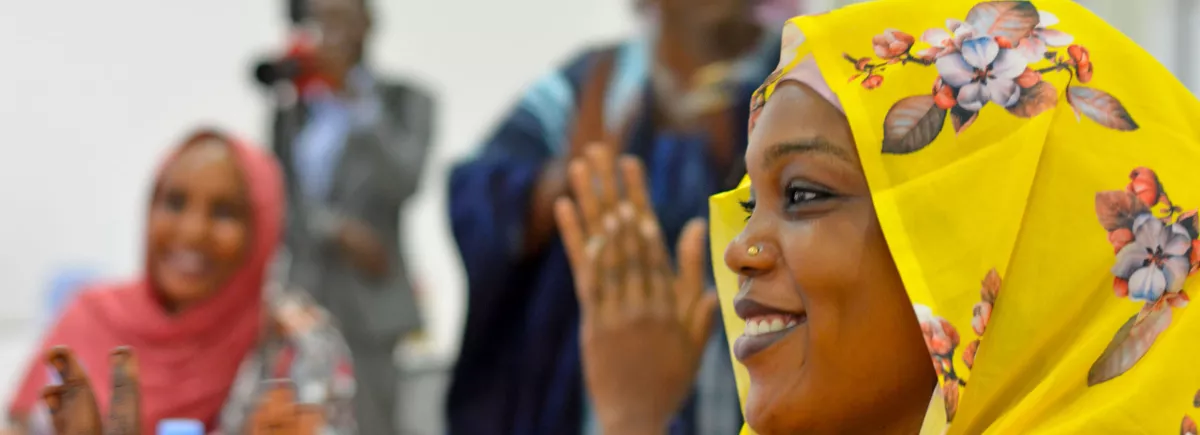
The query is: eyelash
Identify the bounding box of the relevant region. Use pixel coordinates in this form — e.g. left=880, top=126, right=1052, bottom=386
left=739, top=199, right=756, bottom=221
left=738, top=185, right=833, bottom=220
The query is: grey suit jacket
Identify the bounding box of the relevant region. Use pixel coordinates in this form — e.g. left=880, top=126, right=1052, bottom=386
left=273, top=79, right=435, bottom=348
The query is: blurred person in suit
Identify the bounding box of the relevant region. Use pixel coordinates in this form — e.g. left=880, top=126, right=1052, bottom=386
left=4, top=129, right=355, bottom=435
left=268, top=0, right=435, bottom=433
left=445, top=1, right=787, bottom=434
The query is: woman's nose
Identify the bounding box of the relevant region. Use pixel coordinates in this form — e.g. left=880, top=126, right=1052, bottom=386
left=177, top=208, right=209, bottom=242
left=724, top=232, right=777, bottom=277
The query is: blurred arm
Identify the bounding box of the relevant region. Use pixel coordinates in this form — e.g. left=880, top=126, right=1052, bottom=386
left=449, top=68, right=577, bottom=285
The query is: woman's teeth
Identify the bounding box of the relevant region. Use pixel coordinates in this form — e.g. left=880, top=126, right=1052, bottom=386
left=167, top=250, right=208, bottom=275
left=744, top=315, right=799, bottom=336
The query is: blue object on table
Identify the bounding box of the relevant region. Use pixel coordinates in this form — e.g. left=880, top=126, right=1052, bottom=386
left=156, top=419, right=204, bottom=435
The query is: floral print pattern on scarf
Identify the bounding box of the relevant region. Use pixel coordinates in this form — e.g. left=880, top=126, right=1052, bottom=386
left=1181, top=390, right=1200, bottom=435
left=842, top=1, right=1138, bottom=154
left=914, top=304, right=963, bottom=421
left=963, top=269, right=1001, bottom=370
left=914, top=268, right=1004, bottom=423
left=1091, top=167, right=1200, bottom=386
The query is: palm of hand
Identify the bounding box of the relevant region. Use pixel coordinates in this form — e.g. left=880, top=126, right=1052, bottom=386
left=581, top=313, right=706, bottom=428
left=555, top=145, right=717, bottom=433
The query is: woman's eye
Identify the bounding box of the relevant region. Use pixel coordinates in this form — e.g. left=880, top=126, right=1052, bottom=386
left=212, top=201, right=243, bottom=221
left=785, top=186, right=831, bottom=206
left=163, top=192, right=186, bottom=212
left=739, top=198, right=756, bottom=221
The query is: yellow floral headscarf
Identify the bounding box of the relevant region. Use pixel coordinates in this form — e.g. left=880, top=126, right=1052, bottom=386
left=709, top=0, right=1200, bottom=433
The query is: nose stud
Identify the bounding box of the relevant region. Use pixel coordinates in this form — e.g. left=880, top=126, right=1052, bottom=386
left=747, top=245, right=761, bottom=257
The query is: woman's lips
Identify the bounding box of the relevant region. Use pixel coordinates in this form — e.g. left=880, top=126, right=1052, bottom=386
left=734, top=313, right=806, bottom=361
left=160, top=249, right=211, bottom=281
left=732, top=297, right=806, bottom=361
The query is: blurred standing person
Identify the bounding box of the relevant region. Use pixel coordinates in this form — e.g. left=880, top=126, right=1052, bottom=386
left=445, top=1, right=782, bottom=434
left=270, top=0, right=435, bottom=433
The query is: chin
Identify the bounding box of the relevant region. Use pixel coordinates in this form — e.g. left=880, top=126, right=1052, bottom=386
left=744, top=382, right=817, bottom=435
left=157, top=280, right=211, bottom=307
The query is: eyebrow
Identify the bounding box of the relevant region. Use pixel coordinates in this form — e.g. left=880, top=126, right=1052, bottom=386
left=762, top=138, right=856, bottom=167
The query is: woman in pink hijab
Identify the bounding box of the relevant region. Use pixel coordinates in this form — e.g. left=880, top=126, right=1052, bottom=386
left=6, top=129, right=355, bottom=434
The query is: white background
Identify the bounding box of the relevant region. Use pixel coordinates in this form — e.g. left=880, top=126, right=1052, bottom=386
left=0, top=0, right=1195, bottom=407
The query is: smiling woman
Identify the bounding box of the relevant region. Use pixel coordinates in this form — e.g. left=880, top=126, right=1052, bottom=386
left=5, top=129, right=356, bottom=435
left=557, top=0, right=1200, bottom=434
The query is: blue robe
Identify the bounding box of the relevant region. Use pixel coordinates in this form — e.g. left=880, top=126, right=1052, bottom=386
left=447, top=35, right=779, bottom=435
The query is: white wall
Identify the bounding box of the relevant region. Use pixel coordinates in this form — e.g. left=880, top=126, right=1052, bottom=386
left=0, top=0, right=636, bottom=397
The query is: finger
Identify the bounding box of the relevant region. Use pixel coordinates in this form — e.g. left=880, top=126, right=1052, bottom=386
left=586, top=146, right=620, bottom=209
left=675, top=219, right=709, bottom=319
left=619, top=157, right=652, bottom=216
left=47, top=346, right=87, bottom=385
left=42, top=385, right=70, bottom=435
left=555, top=198, right=597, bottom=313
left=587, top=147, right=629, bottom=309
left=262, top=380, right=297, bottom=409
left=42, top=384, right=64, bottom=418
left=618, top=202, right=647, bottom=310
left=295, top=404, right=325, bottom=435
left=106, top=347, right=140, bottom=435
left=619, top=157, right=673, bottom=311
left=568, top=159, right=603, bottom=236
left=43, top=348, right=101, bottom=435
left=254, top=381, right=297, bottom=434
left=688, top=292, right=720, bottom=351
left=596, top=214, right=624, bottom=320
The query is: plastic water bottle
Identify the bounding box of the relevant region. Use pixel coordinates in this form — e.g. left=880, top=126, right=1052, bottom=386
left=156, top=419, right=204, bottom=435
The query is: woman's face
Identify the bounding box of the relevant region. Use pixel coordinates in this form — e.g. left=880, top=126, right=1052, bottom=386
left=148, top=137, right=251, bottom=312
left=725, top=82, right=935, bottom=433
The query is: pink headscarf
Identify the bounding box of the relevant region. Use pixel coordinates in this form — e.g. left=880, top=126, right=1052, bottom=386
left=9, top=129, right=285, bottom=433
left=634, top=0, right=804, bottom=28
left=784, top=56, right=844, bottom=113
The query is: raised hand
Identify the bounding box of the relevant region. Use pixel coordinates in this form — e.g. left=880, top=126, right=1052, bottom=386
left=554, top=145, right=717, bottom=435
left=247, top=381, right=323, bottom=435
left=42, top=346, right=140, bottom=435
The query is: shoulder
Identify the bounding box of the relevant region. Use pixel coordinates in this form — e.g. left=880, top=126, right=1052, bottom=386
left=517, top=41, right=628, bottom=117
left=55, top=281, right=134, bottom=324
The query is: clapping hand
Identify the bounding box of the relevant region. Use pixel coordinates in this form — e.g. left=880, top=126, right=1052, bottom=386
left=247, top=381, right=323, bottom=435
left=41, top=346, right=139, bottom=435
left=554, top=145, right=717, bottom=434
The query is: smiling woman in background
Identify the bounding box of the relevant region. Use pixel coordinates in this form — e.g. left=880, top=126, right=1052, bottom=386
left=555, top=0, right=1200, bottom=433
left=5, top=130, right=355, bottom=434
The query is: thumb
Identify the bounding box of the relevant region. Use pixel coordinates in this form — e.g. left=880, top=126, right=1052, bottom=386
left=688, top=292, right=719, bottom=351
